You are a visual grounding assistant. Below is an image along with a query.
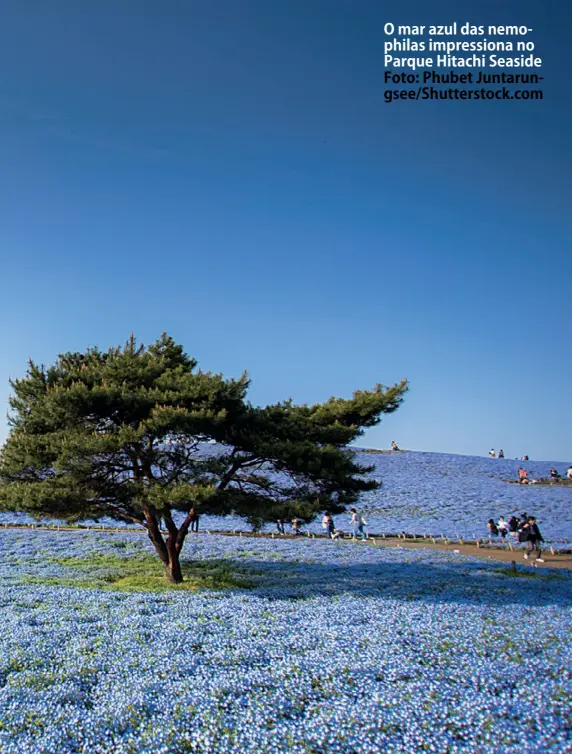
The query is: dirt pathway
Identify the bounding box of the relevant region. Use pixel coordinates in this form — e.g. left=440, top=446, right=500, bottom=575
left=2, top=524, right=571, bottom=570
left=362, top=537, right=572, bottom=570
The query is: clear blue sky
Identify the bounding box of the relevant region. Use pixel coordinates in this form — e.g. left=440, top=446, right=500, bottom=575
left=0, top=0, right=570, bottom=461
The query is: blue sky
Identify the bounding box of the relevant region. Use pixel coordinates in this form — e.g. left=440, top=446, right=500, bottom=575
left=0, top=0, right=570, bottom=462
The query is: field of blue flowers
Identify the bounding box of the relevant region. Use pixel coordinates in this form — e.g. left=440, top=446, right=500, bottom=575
left=0, top=527, right=571, bottom=754
left=2, top=450, right=570, bottom=542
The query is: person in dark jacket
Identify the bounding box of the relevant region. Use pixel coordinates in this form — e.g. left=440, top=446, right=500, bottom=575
left=524, top=516, right=544, bottom=563
left=516, top=513, right=529, bottom=542
left=518, top=521, right=530, bottom=544
left=189, top=506, right=199, bottom=532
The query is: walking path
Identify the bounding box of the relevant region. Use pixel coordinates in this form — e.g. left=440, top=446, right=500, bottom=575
left=2, top=523, right=571, bottom=571
left=363, top=537, right=572, bottom=570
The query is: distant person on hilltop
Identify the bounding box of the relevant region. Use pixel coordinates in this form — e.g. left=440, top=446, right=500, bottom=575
left=549, top=468, right=560, bottom=479
left=522, top=455, right=529, bottom=461
left=489, top=449, right=496, bottom=458
left=391, top=441, right=400, bottom=451
left=567, top=466, right=572, bottom=479
left=498, top=449, right=504, bottom=458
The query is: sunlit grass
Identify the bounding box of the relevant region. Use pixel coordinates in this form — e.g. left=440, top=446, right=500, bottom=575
left=20, top=553, right=256, bottom=592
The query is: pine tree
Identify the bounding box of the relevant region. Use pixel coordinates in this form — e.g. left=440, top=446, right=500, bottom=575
left=0, top=334, right=407, bottom=582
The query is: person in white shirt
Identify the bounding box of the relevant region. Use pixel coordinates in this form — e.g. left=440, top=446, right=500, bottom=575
left=349, top=508, right=368, bottom=540
left=567, top=466, right=572, bottom=479
left=497, top=516, right=508, bottom=539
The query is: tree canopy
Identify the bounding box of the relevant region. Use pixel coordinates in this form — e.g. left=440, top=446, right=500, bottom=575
left=0, top=334, right=408, bottom=581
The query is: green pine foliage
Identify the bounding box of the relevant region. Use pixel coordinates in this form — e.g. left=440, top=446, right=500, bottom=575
left=0, top=333, right=407, bottom=581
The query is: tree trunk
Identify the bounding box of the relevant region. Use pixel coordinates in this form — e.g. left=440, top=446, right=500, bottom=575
left=163, top=508, right=191, bottom=584
left=144, top=508, right=172, bottom=577
left=165, top=540, right=183, bottom=584
left=144, top=506, right=190, bottom=584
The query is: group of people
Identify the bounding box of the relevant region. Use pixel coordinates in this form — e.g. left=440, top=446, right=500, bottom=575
left=518, top=465, right=572, bottom=484
left=321, top=509, right=368, bottom=540
left=490, top=449, right=531, bottom=460
left=276, top=510, right=369, bottom=539
left=487, top=512, right=544, bottom=562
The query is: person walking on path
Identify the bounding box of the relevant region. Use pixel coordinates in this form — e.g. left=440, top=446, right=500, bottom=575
left=291, top=518, right=302, bottom=535
left=517, top=513, right=530, bottom=543
left=189, top=506, right=199, bottom=532
left=349, top=508, right=368, bottom=540
left=508, top=516, right=519, bottom=536
left=322, top=512, right=335, bottom=539
left=523, top=516, right=544, bottom=563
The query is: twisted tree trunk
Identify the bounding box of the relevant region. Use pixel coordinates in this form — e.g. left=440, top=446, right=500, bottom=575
left=144, top=506, right=193, bottom=584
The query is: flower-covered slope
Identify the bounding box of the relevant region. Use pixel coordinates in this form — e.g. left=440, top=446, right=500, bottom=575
left=355, top=451, right=572, bottom=541
left=1, top=450, right=571, bottom=541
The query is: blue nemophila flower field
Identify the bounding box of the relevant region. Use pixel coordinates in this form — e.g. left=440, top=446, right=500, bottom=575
left=0, top=530, right=570, bottom=753
left=1, top=450, right=569, bottom=542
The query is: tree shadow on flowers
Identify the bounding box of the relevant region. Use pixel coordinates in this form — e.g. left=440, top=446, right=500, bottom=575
left=227, top=552, right=572, bottom=608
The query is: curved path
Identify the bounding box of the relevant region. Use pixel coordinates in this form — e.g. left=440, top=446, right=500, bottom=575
left=215, top=531, right=572, bottom=571
left=2, top=523, right=571, bottom=571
